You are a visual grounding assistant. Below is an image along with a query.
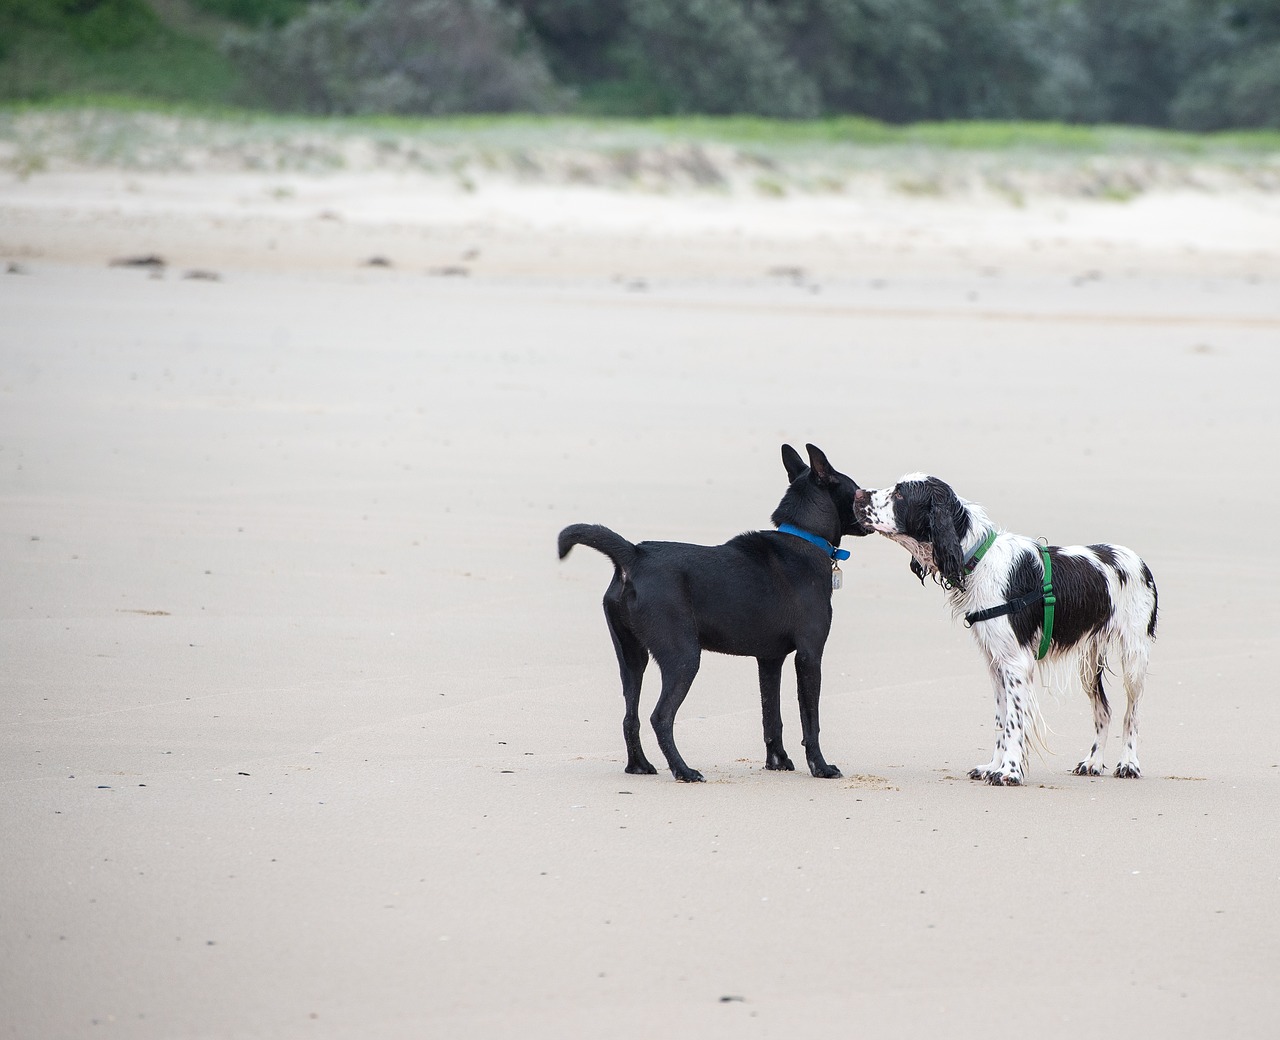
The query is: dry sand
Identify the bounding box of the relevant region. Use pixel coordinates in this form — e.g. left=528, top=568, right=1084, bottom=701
left=3, top=154, right=1280, bottom=1039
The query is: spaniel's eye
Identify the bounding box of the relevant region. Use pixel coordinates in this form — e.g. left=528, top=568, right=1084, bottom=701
left=893, top=490, right=903, bottom=500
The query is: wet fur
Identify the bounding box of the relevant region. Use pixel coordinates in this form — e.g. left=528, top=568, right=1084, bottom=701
left=856, top=474, right=1157, bottom=786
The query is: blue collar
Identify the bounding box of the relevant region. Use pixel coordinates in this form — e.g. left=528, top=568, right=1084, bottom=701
left=777, top=523, right=850, bottom=561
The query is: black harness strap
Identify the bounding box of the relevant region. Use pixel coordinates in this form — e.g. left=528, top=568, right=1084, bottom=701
left=963, top=542, right=1057, bottom=660
left=964, top=587, right=1046, bottom=626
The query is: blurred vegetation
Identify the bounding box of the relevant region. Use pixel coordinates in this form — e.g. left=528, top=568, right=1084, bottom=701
left=0, top=0, right=237, bottom=104
left=0, top=0, right=1278, bottom=127
left=223, top=0, right=565, bottom=114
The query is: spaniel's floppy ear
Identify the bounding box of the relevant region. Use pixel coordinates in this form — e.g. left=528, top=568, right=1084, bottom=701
left=781, top=444, right=807, bottom=483
left=928, top=480, right=965, bottom=590
left=909, top=556, right=927, bottom=585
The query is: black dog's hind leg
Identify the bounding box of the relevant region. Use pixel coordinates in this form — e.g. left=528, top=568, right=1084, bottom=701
left=649, top=645, right=704, bottom=782
left=795, top=649, right=841, bottom=778
left=758, top=656, right=794, bottom=770
left=605, top=599, right=657, bottom=775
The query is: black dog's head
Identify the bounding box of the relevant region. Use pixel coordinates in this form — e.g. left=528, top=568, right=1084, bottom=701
left=854, top=474, right=972, bottom=589
left=772, top=443, right=870, bottom=545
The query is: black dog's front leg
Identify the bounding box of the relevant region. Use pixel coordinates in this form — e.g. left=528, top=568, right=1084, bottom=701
left=795, top=650, right=841, bottom=778
left=758, top=656, right=794, bottom=770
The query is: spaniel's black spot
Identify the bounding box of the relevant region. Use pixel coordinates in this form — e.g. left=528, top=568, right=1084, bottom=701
left=1004, top=549, right=1112, bottom=653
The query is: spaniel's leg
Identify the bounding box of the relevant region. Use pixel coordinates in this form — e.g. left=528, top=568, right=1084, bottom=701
left=970, top=654, right=1009, bottom=781
left=1114, top=647, right=1146, bottom=779
left=1073, top=651, right=1112, bottom=776
left=986, top=654, right=1036, bottom=786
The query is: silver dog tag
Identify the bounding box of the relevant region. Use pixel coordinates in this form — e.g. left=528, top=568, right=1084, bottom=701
left=831, top=564, right=843, bottom=591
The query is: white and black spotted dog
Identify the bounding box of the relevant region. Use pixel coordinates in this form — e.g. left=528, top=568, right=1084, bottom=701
left=854, top=475, right=1158, bottom=786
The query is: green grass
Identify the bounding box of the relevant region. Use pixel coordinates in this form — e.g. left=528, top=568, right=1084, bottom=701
left=2, top=101, right=1278, bottom=196
left=5, top=99, right=1279, bottom=155
left=636, top=115, right=1280, bottom=155
left=322, top=111, right=1280, bottom=157
left=0, top=1, right=244, bottom=107
left=162, top=108, right=1270, bottom=157
left=0, top=31, right=240, bottom=106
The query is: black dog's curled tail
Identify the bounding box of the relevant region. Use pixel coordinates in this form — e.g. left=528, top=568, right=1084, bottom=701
left=558, top=524, right=638, bottom=577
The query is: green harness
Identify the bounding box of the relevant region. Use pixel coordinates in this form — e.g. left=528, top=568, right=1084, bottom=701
left=961, top=530, right=1056, bottom=660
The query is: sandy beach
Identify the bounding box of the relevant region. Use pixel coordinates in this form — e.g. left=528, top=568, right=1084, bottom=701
left=3, top=131, right=1280, bottom=1038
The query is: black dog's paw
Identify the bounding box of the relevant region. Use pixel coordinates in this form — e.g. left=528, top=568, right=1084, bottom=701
left=809, top=763, right=842, bottom=779
left=626, top=761, right=658, bottom=775
left=765, top=752, right=795, bottom=771
left=673, top=767, right=705, bottom=783
left=1113, top=763, right=1141, bottom=779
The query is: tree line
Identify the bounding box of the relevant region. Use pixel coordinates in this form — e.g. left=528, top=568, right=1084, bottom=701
left=5, top=0, right=1279, bottom=129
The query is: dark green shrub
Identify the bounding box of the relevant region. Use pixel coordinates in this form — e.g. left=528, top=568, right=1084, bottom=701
left=615, top=0, right=820, bottom=117
left=516, top=0, right=1077, bottom=123
left=779, top=0, right=1044, bottom=122
left=1171, top=0, right=1280, bottom=128
left=189, top=0, right=309, bottom=27
left=0, top=0, right=162, bottom=53
left=1173, top=40, right=1280, bottom=128
left=225, top=0, right=566, bottom=113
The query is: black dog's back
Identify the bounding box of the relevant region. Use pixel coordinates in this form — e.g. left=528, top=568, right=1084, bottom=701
left=620, top=533, right=831, bottom=659
left=558, top=443, right=867, bottom=782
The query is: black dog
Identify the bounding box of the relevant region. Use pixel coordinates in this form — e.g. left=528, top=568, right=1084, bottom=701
left=558, top=444, right=867, bottom=782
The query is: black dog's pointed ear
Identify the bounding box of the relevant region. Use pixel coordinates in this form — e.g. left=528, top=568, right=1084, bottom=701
left=781, top=444, right=807, bottom=482
left=929, top=481, right=965, bottom=590
left=805, top=443, right=833, bottom=484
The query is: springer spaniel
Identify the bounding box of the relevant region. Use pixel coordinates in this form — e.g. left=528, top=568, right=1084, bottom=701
left=854, top=475, right=1158, bottom=786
